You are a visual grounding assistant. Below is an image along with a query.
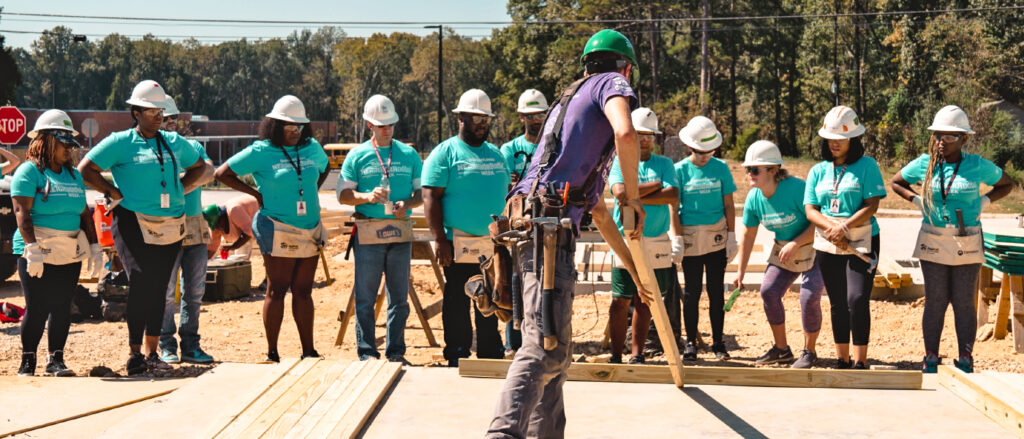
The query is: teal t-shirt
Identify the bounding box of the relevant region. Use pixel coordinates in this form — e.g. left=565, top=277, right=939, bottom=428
left=422, top=136, right=509, bottom=239
left=804, top=156, right=887, bottom=236
left=183, top=140, right=211, bottom=217
left=500, top=135, right=538, bottom=177
left=226, top=138, right=329, bottom=229
left=742, top=177, right=811, bottom=242
left=337, top=139, right=423, bottom=219
left=10, top=162, right=87, bottom=254
left=609, top=154, right=679, bottom=237
left=899, top=153, right=1003, bottom=227
left=85, top=129, right=201, bottom=217
left=675, top=156, right=737, bottom=226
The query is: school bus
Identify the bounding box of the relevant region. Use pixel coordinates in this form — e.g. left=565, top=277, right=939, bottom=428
left=323, top=143, right=360, bottom=169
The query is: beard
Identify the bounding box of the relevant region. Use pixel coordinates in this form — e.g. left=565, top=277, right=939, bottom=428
left=525, top=122, right=543, bottom=137
left=462, top=126, right=490, bottom=145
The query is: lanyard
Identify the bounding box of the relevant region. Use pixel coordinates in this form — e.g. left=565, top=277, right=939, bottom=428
left=937, top=158, right=962, bottom=221
left=371, top=139, right=393, bottom=180
left=831, top=163, right=848, bottom=195
left=279, top=145, right=304, bottom=197
left=149, top=134, right=178, bottom=193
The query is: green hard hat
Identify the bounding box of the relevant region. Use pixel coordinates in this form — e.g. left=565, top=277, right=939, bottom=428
left=580, top=29, right=637, bottom=67
left=202, top=204, right=221, bottom=230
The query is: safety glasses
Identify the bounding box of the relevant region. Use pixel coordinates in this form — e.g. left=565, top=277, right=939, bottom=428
left=745, top=166, right=767, bottom=176
left=690, top=148, right=714, bottom=156
left=935, top=133, right=964, bottom=143
left=522, top=113, right=545, bottom=121
left=142, top=108, right=164, bottom=117
left=462, top=114, right=492, bottom=125
left=282, top=123, right=305, bottom=133
left=162, top=115, right=178, bottom=123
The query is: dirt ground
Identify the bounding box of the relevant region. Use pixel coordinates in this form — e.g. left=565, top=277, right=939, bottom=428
left=0, top=229, right=1021, bottom=377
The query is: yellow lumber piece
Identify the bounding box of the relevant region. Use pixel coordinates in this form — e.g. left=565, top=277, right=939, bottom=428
left=938, top=365, right=1024, bottom=437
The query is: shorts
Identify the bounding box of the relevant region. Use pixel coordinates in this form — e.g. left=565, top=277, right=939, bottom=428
left=252, top=211, right=275, bottom=255
left=611, top=266, right=675, bottom=299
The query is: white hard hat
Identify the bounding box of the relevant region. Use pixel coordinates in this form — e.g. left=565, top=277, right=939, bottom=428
left=517, top=89, right=548, bottom=114
left=363, top=94, right=399, bottom=126
left=28, top=109, right=79, bottom=138
left=741, top=140, right=785, bottom=167
left=818, top=105, right=865, bottom=139
left=678, top=116, right=722, bottom=151
left=266, top=95, right=310, bottom=123
left=631, top=107, right=661, bottom=134
left=125, top=80, right=168, bottom=109
left=163, top=96, right=180, bottom=117
left=927, top=105, right=975, bottom=134
left=453, top=89, right=493, bottom=116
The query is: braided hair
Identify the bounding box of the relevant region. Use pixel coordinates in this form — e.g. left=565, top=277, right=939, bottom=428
left=26, top=132, right=76, bottom=175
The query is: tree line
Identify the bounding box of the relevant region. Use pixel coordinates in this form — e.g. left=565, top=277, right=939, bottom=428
left=2, top=0, right=1023, bottom=171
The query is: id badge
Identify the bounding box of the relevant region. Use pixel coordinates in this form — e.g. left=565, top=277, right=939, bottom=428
left=160, top=193, right=170, bottom=209
left=829, top=199, right=840, bottom=215
left=297, top=201, right=307, bottom=216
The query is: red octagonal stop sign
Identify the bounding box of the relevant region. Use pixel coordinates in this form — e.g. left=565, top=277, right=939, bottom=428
left=0, top=106, right=26, bottom=145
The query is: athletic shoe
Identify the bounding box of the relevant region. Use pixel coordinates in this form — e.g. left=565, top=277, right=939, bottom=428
left=922, top=353, right=940, bottom=373
left=953, top=355, right=974, bottom=373
left=755, top=345, right=794, bottom=365
left=45, top=350, right=75, bottom=377
left=126, top=353, right=148, bottom=376
left=301, top=350, right=321, bottom=360
left=146, top=352, right=172, bottom=370
left=836, top=358, right=853, bottom=369
left=160, top=349, right=180, bottom=364
left=18, top=352, right=36, bottom=377
left=682, top=342, right=698, bottom=361
left=182, top=348, right=214, bottom=364
left=609, top=355, right=623, bottom=364
left=386, top=356, right=411, bottom=366
left=627, top=355, right=645, bottom=364
left=262, top=350, right=281, bottom=364
left=712, top=343, right=731, bottom=360
left=792, top=350, right=817, bottom=369
left=852, top=361, right=867, bottom=370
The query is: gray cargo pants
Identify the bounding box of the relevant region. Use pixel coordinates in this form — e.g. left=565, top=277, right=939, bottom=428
left=487, top=231, right=576, bottom=439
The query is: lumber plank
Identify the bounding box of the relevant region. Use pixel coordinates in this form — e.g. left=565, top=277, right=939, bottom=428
left=458, top=359, right=922, bottom=390
left=236, top=360, right=334, bottom=438
left=996, top=275, right=1014, bottom=339
left=939, top=365, right=1024, bottom=437
left=328, top=362, right=403, bottom=438
left=214, top=358, right=321, bottom=439
left=307, top=361, right=400, bottom=438
left=261, top=361, right=353, bottom=439
left=281, top=361, right=370, bottom=439
left=407, top=279, right=440, bottom=347
left=335, top=291, right=356, bottom=346
left=196, top=359, right=302, bottom=438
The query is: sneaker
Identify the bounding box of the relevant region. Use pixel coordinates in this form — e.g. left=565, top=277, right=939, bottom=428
left=181, top=348, right=214, bottom=364
left=45, top=351, right=75, bottom=377
left=126, top=353, right=148, bottom=376
left=712, top=343, right=731, bottom=360
left=682, top=342, right=698, bottom=361
left=160, top=349, right=180, bottom=364
left=18, top=352, right=36, bottom=376
left=301, top=350, right=321, bottom=360
left=792, top=350, right=817, bottom=369
left=852, top=361, right=867, bottom=370
left=836, top=358, right=853, bottom=369
left=609, top=355, right=623, bottom=364
left=262, top=350, right=281, bottom=364
left=386, top=356, right=411, bottom=366
left=146, top=352, right=172, bottom=370
left=627, top=355, right=645, bottom=364
left=953, top=355, right=974, bottom=373
left=755, top=345, right=795, bottom=365
left=922, top=353, right=940, bottom=373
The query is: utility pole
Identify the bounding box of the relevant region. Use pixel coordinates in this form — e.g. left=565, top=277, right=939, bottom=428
left=832, top=0, right=840, bottom=106
left=424, top=25, right=443, bottom=149
left=646, top=0, right=659, bottom=104
left=699, top=0, right=710, bottom=113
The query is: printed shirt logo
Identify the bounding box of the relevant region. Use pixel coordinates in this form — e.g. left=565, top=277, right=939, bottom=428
left=612, top=76, right=631, bottom=93
left=684, top=177, right=721, bottom=195
left=456, top=157, right=505, bottom=176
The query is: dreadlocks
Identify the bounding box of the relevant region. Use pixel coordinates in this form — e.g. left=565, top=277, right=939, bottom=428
left=26, top=132, right=76, bottom=175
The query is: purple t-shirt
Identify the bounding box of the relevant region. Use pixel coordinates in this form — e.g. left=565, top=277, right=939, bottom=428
left=510, top=72, right=638, bottom=227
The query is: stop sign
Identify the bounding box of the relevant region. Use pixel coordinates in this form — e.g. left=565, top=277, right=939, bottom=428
left=0, top=106, right=26, bottom=145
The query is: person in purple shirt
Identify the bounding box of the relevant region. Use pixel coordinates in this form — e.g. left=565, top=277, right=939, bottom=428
left=487, top=29, right=651, bottom=439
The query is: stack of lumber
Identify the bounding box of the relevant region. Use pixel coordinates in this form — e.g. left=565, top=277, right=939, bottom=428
left=873, top=255, right=914, bottom=289
left=939, top=365, right=1024, bottom=437
left=983, top=227, right=1024, bottom=275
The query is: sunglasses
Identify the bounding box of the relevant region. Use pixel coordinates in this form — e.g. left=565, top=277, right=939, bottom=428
left=690, top=148, right=714, bottom=156
left=522, top=113, right=545, bottom=121
left=463, top=114, right=492, bottom=125
left=163, top=116, right=178, bottom=122
left=371, top=123, right=395, bottom=129
left=935, top=133, right=964, bottom=143
left=282, top=123, right=305, bottom=133
left=44, top=130, right=80, bottom=148
left=745, top=166, right=770, bottom=176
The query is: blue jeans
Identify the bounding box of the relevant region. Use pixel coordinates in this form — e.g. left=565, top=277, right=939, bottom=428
left=352, top=234, right=411, bottom=359
left=160, top=244, right=207, bottom=354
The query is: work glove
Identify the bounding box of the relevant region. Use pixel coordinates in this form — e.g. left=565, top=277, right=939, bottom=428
left=981, top=195, right=992, bottom=211
left=86, top=243, right=104, bottom=279
left=23, top=243, right=45, bottom=278
left=726, top=232, right=738, bottom=263
left=911, top=195, right=924, bottom=211
left=671, top=236, right=684, bottom=264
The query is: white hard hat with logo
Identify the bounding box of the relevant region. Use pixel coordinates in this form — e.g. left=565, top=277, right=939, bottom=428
left=28, top=109, right=79, bottom=138
left=818, top=105, right=865, bottom=139
left=163, top=96, right=180, bottom=117
left=678, top=116, right=722, bottom=151
left=631, top=107, right=661, bottom=134
left=927, top=105, right=975, bottom=134
left=125, top=80, right=168, bottom=109
left=363, top=94, right=399, bottom=126
left=266, top=95, right=310, bottom=123
left=741, top=140, right=785, bottom=167
left=517, top=89, right=548, bottom=114
left=453, top=89, right=494, bottom=116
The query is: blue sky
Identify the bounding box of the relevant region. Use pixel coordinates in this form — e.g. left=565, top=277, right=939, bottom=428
left=1, top=0, right=511, bottom=48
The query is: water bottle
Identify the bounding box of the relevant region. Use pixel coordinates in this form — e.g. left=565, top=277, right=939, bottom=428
left=380, top=177, right=393, bottom=216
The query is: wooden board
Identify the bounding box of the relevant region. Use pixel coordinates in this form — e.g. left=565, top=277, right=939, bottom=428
left=939, top=365, right=1024, bottom=437
left=213, top=358, right=322, bottom=438
left=459, top=359, right=922, bottom=390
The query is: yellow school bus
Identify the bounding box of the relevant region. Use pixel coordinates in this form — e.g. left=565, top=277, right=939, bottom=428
left=323, top=143, right=359, bottom=169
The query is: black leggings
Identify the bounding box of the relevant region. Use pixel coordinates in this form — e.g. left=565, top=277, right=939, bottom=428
left=19, top=259, right=82, bottom=353
left=817, top=234, right=880, bottom=346
left=112, top=206, right=182, bottom=346
left=682, top=248, right=727, bottom=345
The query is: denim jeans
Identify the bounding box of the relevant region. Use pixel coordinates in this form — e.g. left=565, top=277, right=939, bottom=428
left=160, top=244, right=207, bottom=354
left=352, top=233, right=411, bottom=360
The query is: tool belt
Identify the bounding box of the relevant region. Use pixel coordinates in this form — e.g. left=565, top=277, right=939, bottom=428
left=812, top=215, right=872, bottom=255
left=34, top=227, right=89, bottom=265
left=267, top=217, right=326, bottom=259
left=135, top=212, right=186, bottom=246
left=183, top=215, right=212, bottom=246
left=913, top=223, right=984, bottom=266
left=682, top=217, right=728, bottom=257
left=768, top=239, right=816, bottom=273
left=355, top=217, right=414, bottom=244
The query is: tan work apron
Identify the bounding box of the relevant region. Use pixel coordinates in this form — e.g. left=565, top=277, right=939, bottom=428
left=912, top=223, right=984, bottom=266
left=768, top=239, right=816, bottom=273
left=355, top=218, right=414, bottom=245
left=268, top=217, right=326, bottom=259
left=812, top=216, right=872, bottom=255
left=612, top=233, right=674, bottom=270
left=34, top=227, right=89, bottom=265
left=135, top=213, right=186, bottom=246
left=453, top=229, right=493, bottom=264
left=681, top=217, right=728, bottom=257
left=182, top=215, right=212, bottom=246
